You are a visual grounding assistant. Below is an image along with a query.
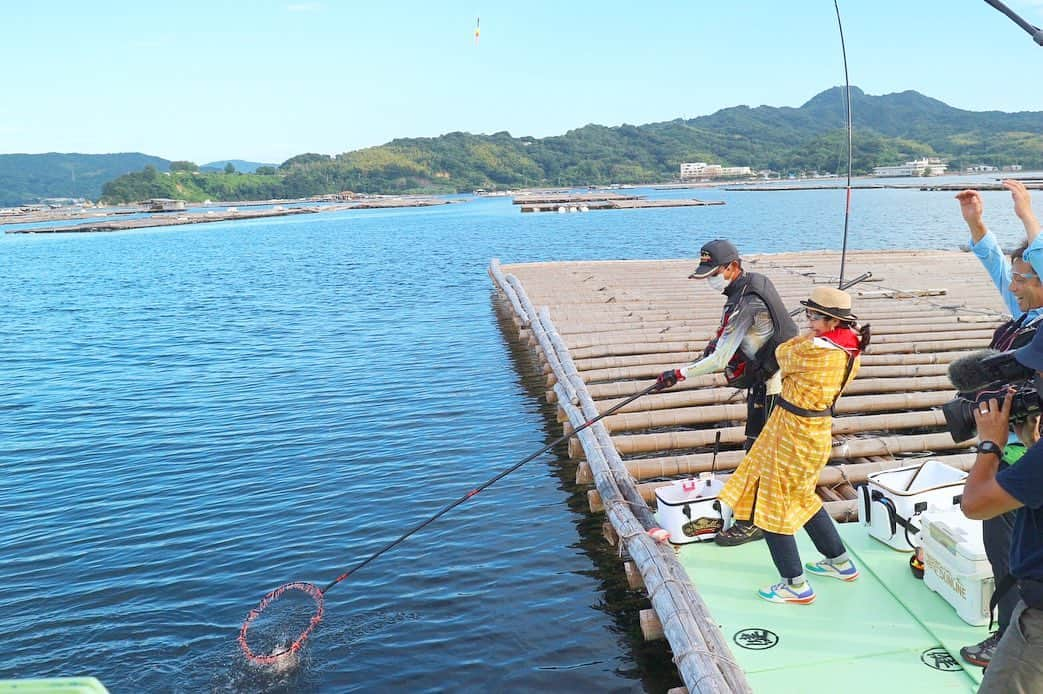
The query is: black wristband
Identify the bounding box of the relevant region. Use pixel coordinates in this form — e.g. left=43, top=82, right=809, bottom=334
left=978, top=440, right=1003, bottom=459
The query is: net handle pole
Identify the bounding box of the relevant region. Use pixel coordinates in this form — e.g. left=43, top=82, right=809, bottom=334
left=320, top=379, right=664, bottom=593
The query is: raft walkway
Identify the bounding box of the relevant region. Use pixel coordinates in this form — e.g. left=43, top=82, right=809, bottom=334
left=489, top=249, right=1005, bottom=693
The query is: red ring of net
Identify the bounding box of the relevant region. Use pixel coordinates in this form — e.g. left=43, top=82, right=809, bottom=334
left=238, top=581, right=325, bottom=665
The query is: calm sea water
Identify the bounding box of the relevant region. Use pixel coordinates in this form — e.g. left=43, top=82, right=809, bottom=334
left=0, top=177, right=1033, bottom=693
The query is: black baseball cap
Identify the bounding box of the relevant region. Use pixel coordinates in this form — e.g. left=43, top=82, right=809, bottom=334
left=689, top=239, right=740, bottom=279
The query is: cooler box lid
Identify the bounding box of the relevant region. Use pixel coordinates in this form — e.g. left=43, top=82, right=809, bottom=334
left=921, top=508, right=987, bottom=562
left=655, top=478, right=724, bottom=505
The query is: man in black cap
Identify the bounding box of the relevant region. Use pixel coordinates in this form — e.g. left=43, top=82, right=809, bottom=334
left=656, top=239, right=797, bottom=546
left=964, top=327, right=1043, bottom=692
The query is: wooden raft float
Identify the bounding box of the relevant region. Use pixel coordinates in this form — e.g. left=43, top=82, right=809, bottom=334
left=513, top=192, right=726, bottom=213
left=488, top=249, right=1007, bottom=693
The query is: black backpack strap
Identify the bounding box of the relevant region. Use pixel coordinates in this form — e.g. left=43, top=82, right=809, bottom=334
left=989, top=574, right=1018, bottom=631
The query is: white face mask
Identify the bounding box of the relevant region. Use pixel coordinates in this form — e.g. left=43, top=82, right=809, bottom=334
left=707, top=272, right=730, bottom=292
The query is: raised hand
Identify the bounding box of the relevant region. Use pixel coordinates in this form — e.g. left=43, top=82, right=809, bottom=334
left=956, top=189, right=984, bottom=224
left=1003, top=179, right=1040, bottom=241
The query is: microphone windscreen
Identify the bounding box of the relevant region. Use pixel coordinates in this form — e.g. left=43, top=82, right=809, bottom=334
left=948, top=349, right=1001, bottom=392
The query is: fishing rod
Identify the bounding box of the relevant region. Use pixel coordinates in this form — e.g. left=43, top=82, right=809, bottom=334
left=833, top=0, right=854, bottom=287
left=787, top=271, right=873, bottom=318
left=238, top=378, right=666, bottom=665
left=982, top=0, right=1043, bottom=45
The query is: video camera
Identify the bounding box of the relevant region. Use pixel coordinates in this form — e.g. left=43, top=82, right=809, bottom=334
left=943, top=349, right=1040, bottom=442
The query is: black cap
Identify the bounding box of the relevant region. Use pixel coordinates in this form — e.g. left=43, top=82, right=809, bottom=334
left=689, top=239, right=740, bottom=279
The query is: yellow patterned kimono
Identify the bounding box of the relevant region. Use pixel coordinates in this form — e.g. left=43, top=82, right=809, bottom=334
left=718, top=333, right=860, bottom=534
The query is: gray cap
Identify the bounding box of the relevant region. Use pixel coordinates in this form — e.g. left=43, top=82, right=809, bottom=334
left=689, top=239, right=740, bottom=279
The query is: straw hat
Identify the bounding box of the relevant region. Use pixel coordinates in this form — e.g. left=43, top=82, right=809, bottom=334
left=800, top=286, right=856, bottom=321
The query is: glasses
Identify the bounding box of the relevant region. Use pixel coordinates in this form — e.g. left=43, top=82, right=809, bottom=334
left=1012, top=270, right=1039, bottom=283
left=805, top=310, right=828, bottom=320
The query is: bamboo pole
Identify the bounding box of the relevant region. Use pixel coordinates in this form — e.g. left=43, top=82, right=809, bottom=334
left=613, top=431, right=973, bottom=482
left=595, top=374, right=954, bottom=416
left=559, top=352, right=975, bottom=388
left=581, top=361, right=961, bottom=400
left=599, top=390, right=955, bottom=434
left=565, top=332, right=991, bottom=364
left=552, top=320, right=997, bottom=354
left=596, top=410, right=949, bottom=459
left=551, top=314, right=997, bottom=339
left=488, top=259, right=528, bottom=329
left=586, top=454, right=977, bottom=507
left=549, top=326, right=988, bottom=355
left=507, top=286, right=578, bottom=406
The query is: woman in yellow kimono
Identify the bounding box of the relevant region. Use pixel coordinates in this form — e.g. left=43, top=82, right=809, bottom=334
left=718, top=287, right=871, bottom=605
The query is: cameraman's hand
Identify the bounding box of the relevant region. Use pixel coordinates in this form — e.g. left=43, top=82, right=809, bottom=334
left=1015, top=413, right=1041, bottom=447
left=973, top=391, right=1014, bottom=445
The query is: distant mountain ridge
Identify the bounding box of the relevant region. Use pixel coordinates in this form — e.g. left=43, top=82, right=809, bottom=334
left=0, top=153, right=170, bottom=207
left=256, top=87, right=1043, bottom=196
left=200, top=160, right=277, bottom=173
left=9, top=87, right=1043, bottom=205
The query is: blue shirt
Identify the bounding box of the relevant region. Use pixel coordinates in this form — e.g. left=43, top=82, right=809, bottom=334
left=970, top=233, right=1043, bottom=446
left=996, top=442, right=1043, bottom=580
left=969, top=232, right=1043, bottom=323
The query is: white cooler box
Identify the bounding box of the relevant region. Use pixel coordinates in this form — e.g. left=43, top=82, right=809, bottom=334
left=655, top=476, right=728, bottom=544
left=858, top=459, right=967, bottom=551
left=921, top=508, right=996, bottom=626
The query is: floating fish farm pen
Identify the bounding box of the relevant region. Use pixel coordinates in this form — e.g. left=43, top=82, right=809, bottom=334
left=489, top=250, right=1006, bottom=693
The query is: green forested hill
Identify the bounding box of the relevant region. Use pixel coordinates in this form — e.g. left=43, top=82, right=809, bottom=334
left=0, top=152, right=170, bottom=206
left=16, top=86, right=1043, bottom=205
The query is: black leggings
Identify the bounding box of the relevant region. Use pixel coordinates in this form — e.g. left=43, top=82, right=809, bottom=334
left=745, top=381, right=777, bottom=451
left=763, top=507, right=846, bottom=580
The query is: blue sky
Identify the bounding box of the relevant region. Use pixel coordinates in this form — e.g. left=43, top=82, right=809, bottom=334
left=3, top=1, right=1042, bottom=164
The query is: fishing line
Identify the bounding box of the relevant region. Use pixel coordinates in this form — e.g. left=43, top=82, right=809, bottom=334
left=238, top=379, right=665, bottom=665
left=833, top=0, right=854, bottom=287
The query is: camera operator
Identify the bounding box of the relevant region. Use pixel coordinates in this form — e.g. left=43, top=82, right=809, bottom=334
left=956, top=181, right=1043, bottom=666
left=963, top=329, right=1043, bottom=692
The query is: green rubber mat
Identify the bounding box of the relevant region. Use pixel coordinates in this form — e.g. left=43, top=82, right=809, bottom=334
left=675, top=522, right=986, bottom=692
left=0, top=679, right=109, bottom=694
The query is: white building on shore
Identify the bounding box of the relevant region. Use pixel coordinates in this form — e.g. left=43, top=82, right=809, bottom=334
left=872, top=158, right=947, bottom=177
left=680, top=162, right=752, bottom=180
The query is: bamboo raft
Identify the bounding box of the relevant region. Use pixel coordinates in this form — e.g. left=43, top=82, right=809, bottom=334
left=513, top=192, right=726, bottom=213
left=4, top=198, right=458, bottom=234
left=488, top=249, right=1007, bottom=693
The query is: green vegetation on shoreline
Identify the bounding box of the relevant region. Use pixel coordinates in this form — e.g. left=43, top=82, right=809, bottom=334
left=10, top=86, right=1043, bottom=206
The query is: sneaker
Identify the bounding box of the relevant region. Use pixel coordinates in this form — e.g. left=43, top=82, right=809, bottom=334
left=758, top=580, right=816, bottom=605
left=714, top=521, right=764, bottom=546
left=960, top=630, right=1002, bottom=667
left=805, top=558, right=860, bottom=582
